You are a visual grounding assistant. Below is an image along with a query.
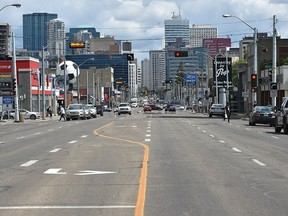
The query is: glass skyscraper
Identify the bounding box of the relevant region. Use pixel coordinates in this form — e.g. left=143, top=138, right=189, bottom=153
left=23, top=13, right=58, bottom=51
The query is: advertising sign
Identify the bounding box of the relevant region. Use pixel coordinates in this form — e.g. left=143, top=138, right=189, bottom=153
left=213, top=57, right=232, bottom=88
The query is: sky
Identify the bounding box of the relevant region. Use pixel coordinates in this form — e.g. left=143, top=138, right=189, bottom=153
left=1, top=0, right=288, bottom=62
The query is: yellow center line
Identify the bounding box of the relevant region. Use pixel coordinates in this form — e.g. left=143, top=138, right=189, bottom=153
left=93, top=122, right=149, bottom=216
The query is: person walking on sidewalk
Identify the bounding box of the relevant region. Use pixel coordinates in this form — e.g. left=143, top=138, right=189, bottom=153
left=223, top=102, right=231, bottom=122
left=59, top=106, right=66, bottom=121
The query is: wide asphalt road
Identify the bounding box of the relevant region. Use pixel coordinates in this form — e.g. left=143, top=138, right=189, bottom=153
left=0, top=109, right=287, bottom=216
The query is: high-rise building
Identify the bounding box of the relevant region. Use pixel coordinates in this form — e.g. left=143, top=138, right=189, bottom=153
left=67, top=26, right=100, bottom=55
left=150, top=50, right=166, bottom=90
left=190, top=25, right=217, bottom=48
left=164, top=13, right=189, bottom=49
left=23, top=13, right=58, bottom=51
left=0, top=23, right=10, bottom=58
left=47, top=19, right=66, bottom=57
left=141, top=59, right=152, bottom=90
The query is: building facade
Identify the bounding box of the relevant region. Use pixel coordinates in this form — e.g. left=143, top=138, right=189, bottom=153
left=47, top=19, right=66, bottom=57
left=23, top=13, right=58, bottom=51
left=149, top=50, right=166, bottom=91
left=189, top=25, right=218, bottom=48
left=0, top=23, right=10, bottom=58
left=164, top=13, right=190, bottom=49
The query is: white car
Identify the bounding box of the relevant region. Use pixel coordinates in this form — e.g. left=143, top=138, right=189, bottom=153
left=118, top=103, right=131, bottom=115
left=84, top=104, right=97, bottom=118
left=9, top=109, right=40, bottom=120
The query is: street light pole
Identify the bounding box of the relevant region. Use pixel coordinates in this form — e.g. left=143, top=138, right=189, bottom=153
left=0, top=3, right=21, bottom=12
left=75, top=58, right=94, bottom=103
left=223, top=14, right=258, bottom=108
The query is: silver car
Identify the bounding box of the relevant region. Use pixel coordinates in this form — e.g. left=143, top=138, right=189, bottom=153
left=85, top=104, right=97, bottom=118
left=66, top=104, right=85, bottom=120
left=209, top=104, right=225, bottom=117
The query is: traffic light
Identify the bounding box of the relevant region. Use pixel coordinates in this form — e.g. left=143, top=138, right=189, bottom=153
left=268, top=69, right=272, bottom=82
left=251, top=74, right=257, bottom=88
left=127, top=53, right=134, bottom=61
left=175, top=51, right=188, bottom=57
left=12, top=78, right=16, bottom=95
left=69, top=42, right=85, bottom=48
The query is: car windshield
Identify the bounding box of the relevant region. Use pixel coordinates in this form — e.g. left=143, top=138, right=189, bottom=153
left=69, top=105, right=82, bottom=110
left=255, top=106, right=273, bottom=112
left=211, top=104, right=223, bottom=108
left=119, top=104, right=129, bottom=107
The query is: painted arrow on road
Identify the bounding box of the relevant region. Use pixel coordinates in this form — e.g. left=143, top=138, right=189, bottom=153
left=74, top=170, right=116, bottom=176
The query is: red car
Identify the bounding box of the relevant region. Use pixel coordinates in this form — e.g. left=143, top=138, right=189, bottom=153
left=143, top=105, right=152, bottom=112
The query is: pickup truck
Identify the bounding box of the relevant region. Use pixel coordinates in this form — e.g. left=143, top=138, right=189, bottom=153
left=274, top=98, right=288, bottom=134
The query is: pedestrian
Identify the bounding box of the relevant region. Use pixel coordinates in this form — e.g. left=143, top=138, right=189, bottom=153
left=59, top=106, right=66, bottom=121
left=223, top=102, right=231, bottom=122
left=46, top=106, right=52, bottom=118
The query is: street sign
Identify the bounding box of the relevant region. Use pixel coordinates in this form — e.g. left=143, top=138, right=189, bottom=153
left=2, top=96, right=12, bottom=104
left=185, top=73, right=196, bottom=83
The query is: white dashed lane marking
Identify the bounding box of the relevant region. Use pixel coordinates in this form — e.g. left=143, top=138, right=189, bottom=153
left=252, top=159, right=266, bottom=167
left=232, top=147, right=242, bottom=153
left=68, top=140, right=77, bottom=144
left=20, top=160, right=38, bottom=167
left=49, top=148, right=61, bottom=153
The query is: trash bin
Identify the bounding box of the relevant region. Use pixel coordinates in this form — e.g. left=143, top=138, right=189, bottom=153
left=19, top=113, right=24, bottom=122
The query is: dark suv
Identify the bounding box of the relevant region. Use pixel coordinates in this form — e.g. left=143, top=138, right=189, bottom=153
left=274, top=98, right=288, bottom=134
left=95, top=104, right=104, bottom=116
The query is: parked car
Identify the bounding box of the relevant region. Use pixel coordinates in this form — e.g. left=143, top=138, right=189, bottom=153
left=8, top=109, right=40, bottom=120
left=165, top=105, right=176, bottom=113
left=209, top=104, right=225, bottom=117
left=131, top=102, right=138, bottom=108
left=95, top=104, right=104, bottom=116
left=118, top=103, right=131, bottom=115
left=84, top=104, right=96, bottom=118
left=249, top=106, right=276, bottom=126
left=83, top=104, right=92, bottom=119
left=66, top=104, right=85, bottom=121
left=143, top=105, right=152, bottom=112
left=275, top=98, right=288, bottom=133
left=148, top=104, right=163, bottom=111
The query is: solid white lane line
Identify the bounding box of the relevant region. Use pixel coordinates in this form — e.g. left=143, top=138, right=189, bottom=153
left=232, top=147, right=242, bottom=153
left=68, top=140, right=77, bottom=144
left=0, top=205, right=135, bottom=210
left=252, top=159, right=266, bottom=167
left=20, top=160, right=38, bottom=167
left=49, top=148, right=61, bottom=153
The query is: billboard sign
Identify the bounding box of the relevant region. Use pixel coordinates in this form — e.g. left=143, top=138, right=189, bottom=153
left=213, top=57, right=232, bottom=87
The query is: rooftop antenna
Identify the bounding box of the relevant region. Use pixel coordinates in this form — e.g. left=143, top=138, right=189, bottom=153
left=178, top=4, right=181, bottom=19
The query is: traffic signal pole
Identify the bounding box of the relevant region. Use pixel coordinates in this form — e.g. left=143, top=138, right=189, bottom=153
left=272, top=15, right=277, bottom=107
left=12, top=32, right=19, bottom=122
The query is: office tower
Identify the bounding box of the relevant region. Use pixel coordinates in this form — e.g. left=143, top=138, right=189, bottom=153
left=164, top=13, right=189, bottom=49
left=150, top=50, right=166, bottom=90
left=23, top=13, right=58, bottom=51
left=67, top=26, right=100, bottom=55
left=47, top=19, right=66, bottom=57
left=0, top=23, right=10, bottom=58
left=190, top=25, right=218, bottom=48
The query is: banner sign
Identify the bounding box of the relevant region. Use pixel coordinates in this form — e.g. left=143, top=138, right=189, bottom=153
left=213, top=57, right=232, bottom=87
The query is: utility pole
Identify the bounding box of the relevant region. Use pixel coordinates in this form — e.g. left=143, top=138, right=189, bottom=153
left=272, top=15, right=277, bottom=107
